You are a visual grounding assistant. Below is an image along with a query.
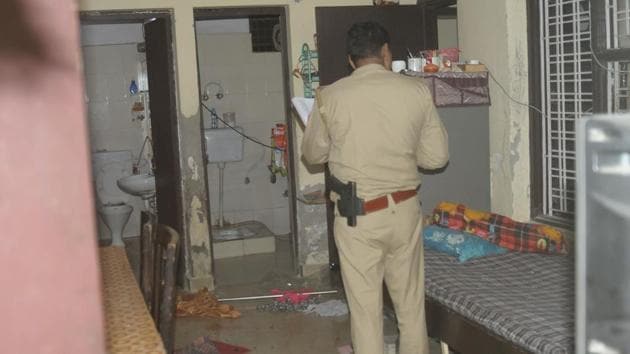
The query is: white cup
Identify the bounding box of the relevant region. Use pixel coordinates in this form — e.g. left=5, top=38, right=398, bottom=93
left=407, top=57, right=423, bottom=72
left=392, top=60, right=406, bottom=73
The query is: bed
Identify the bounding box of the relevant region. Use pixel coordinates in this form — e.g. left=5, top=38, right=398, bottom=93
left=424, top=248, right=574, bottom=354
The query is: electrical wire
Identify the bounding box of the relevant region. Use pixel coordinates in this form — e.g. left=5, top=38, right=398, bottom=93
left=485, top=67, right=546, bottom=115
left=201, top=102, right=282, bottom=151
left=484, top=64, right=596, bottom=118
left=459, top=42, right=628, bottom=117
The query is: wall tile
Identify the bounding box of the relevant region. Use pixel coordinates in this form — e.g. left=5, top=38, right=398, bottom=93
left=84, top=42, right=152, bottom=242
left=100, top=46, right=126, bottom=75
left=243, top=237, right=275, bottom=255
left=271, top=176, right=289, bottom=208
left=197, top=31, right=289, bottom=236
left=251, top=179, right=272, bottom=211
left=85, top=74, right=109, bottom=102
left=87, top=101, right=109, bottom=132
left=81, top=47, right=99, bottom=75
left=272, top=207, right=291, bottom=235
left=254, top=209, right=274, bottom=229
left=212, top=240, right=244, bottom=259
left=107, top=76, right=130, bottom=102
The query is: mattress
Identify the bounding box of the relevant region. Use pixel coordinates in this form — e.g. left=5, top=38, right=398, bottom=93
left=425, top=249, right=574, bottom=354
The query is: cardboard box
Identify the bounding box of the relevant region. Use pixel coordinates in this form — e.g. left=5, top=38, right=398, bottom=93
left=458, top=64, right=487, bottom=72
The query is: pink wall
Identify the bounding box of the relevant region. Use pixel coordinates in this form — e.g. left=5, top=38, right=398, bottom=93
left=0, top=0, right=106, bottom=352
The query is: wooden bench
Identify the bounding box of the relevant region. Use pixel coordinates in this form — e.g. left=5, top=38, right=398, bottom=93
left=100, top=246, right=166, bottom=353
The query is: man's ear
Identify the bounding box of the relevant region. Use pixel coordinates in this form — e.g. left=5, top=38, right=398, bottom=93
left=381, top=43, right=393, bottom=70
left=348, top=55, right=357, bottom=70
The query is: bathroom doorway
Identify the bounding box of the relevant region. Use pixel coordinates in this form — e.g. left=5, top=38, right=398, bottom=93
left=193, top=7, right=298, bottom=287
left=79, top=11, right=181, bottom=276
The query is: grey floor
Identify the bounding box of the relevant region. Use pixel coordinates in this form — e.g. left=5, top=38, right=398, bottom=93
left=125, top=236, right=443, bottom=353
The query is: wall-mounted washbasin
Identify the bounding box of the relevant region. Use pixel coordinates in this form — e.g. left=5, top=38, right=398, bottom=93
left=117, top=173, right=155, bottom=199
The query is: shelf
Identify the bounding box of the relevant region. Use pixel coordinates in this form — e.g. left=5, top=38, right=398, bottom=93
left=403, top=70, right=491, bottom=107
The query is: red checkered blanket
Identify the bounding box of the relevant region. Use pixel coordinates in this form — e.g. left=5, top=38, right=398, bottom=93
left=432, top=202, right=567, bottom=254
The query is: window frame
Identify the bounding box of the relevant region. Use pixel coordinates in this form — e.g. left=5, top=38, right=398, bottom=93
left=591, top=0, right=630, bottom=113
left=528, top=0, right=547, bottom=223
left=529, top=0, right=630, bottom=226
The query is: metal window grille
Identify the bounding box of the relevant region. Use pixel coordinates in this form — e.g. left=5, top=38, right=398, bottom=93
left=609, top=60, right=630, bottom=112
left=606, top=0, right=630, bottom=49
left=540, top=0, right=593, bottom=220
left=605, top=0, right=630, bottom=112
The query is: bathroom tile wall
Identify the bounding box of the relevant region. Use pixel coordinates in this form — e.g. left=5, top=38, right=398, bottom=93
left=82, top=43, right=150, bottom=240
left=196, top=32, right=290, bottom=235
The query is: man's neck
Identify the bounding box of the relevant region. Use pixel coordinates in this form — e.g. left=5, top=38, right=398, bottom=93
left=354, top=57, right=384, bottom=68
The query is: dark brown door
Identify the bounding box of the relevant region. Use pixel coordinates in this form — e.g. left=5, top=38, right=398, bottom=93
left=315, top=5, right=437, bottom=85
left=144, top=18, right=182, bottom=233
left=315, top=5, right=438, bottom=269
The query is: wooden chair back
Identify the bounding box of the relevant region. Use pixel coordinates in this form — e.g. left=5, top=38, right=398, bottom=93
left=140, top=211, right=179, bottom=353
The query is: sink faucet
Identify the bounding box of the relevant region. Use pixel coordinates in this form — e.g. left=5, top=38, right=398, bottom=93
left=134, top=136, right=153, bottom=174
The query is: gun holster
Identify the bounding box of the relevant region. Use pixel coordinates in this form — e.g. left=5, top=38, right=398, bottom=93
left=329, top=175, right=365, bottom=227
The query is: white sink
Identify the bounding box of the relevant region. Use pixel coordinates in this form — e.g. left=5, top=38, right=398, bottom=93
left=117, top=173, right=156, bottom=199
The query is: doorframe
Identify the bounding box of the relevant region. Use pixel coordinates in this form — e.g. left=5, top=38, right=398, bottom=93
left=79, top=10, right=184, bottom=246
left=193, top=6, right=299, bottom=275
left=80, top=10, right=173, bottom=26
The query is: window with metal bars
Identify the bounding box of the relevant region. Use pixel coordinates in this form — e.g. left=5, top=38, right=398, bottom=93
left=532, top=0, right=629, bottom=223
left=539, top=0, right=592, bottom=221
left=600, top=0, right=630, bottom=112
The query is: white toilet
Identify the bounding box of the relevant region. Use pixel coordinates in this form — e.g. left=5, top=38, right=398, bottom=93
left=92, top=150, right=134, bottom=246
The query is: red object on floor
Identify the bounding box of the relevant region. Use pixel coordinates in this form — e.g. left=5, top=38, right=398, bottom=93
left=270, top=288, right=313, bottom=304
left=212, top=340, right=250, bottom=354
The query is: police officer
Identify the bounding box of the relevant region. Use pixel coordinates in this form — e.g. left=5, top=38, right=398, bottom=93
left=302, top=22, right=449, bottom=354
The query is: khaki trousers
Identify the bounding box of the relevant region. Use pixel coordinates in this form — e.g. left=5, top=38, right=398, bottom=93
left=334, top=195, right=428, bottom=354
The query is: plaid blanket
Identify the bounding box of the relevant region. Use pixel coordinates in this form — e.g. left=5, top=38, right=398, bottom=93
left=425, top=249, right=574, bottom=354
left=432, top=202, right=567, bottom=254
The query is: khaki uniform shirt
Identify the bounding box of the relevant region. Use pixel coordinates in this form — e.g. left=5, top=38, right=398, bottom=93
left=301, top=63, right=449, bottom=200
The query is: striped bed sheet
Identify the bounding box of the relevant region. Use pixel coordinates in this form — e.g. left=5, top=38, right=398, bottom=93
left=425, top=249, right=574, bottom=354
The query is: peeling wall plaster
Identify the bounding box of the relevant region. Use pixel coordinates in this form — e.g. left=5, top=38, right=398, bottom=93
left=296, top=184, right=329, bottom=268
left=458, top=0, right=531, bottom=221
left=187, top=195, right=212, bottom=281
left=188, top=156, right=199, bottom=181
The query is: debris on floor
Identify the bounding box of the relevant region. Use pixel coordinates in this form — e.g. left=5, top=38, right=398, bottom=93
left=303, top=299, right=349, bottom=317
left=175, top=336, right=250, bottom=354
left=177, top=288, right=241, bottom=319
left=256, top=288, right=317, bottom=312
left=257, top=296, right=318, bottom=312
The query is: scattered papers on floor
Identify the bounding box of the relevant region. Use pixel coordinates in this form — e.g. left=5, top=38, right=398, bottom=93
left=291, top=97, right=314, bottom=125
left=176, top=288, right=241, bottom=319
left=175, top=336, right=250, bottom=354
left=303, top=299, right=349, bottom=317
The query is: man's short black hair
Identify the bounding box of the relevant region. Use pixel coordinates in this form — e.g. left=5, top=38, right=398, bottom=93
left=346, top=21, right=390, bottom=63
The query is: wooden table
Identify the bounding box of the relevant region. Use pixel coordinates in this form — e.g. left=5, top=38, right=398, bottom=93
left=100, top=246, right=165, bottom=353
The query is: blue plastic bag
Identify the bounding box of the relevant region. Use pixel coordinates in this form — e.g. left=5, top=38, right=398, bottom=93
left=423, top=225, right=508, bottom=262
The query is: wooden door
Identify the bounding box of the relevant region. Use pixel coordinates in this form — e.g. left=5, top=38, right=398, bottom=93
left=315, top=5, right=437, bottom=85
left=315, top=5, right=438, bottom=269
left=144, top=18, right=183, bottom=233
